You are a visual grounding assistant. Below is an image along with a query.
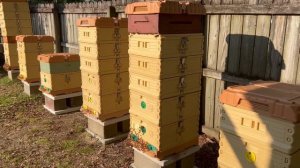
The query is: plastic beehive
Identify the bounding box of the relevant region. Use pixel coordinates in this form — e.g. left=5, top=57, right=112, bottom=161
left=16, top=35, right=54, bottom=54
left=130, top=114, right=199, bottom=156
left=80, top=57, right=129, bottom=75
left=129, top=72, right=201, bottom=99
left=128, top=34, right=204, bottom=59
left=81, top=71, right=129, bottom=96
left=129, top=54, right=202, bottom=79
left=221, top=104, right=300, bottom=154
left=79, top=42, right=128, bottom=60
left=77, top=18, right=128, bottom=43
left=18, top=63, right=40, bottom=83
left=38, top=53, right=81, bottom=95
left=81, top=88, right=129, bottom=120
left=40, top=71, right=81, bottom=95
left=39, top=62, right=80, bottom=74
left=1, top=27, right=32, bottom=36
left=0, top=10, right=31, bottom=20
left=130, top=90, right=200, bottom=126
left=218, top=131, right=300, bottom=168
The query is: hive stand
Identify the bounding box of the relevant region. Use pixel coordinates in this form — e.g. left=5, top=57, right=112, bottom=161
left=131, top=146, right=200, bottom=168
left=85, top=114, right=129, bottom=145
left=43, top=92, right=82, bottom=115
left=22, top=81, right=40, bottom=96
left=7, top=70, right=19, bottom=80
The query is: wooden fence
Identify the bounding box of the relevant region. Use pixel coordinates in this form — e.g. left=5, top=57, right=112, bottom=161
left=30, top=0, right=300, bottom=139
left=30, top=1, right=121, bottom=53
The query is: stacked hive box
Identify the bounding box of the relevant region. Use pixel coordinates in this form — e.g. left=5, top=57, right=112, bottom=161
left=16, top=35, right=54, bottom=83
left=76, top=18, right=129, bottom=121
left=219, top=81, right=300, bottom=168
left=0, top=0, right=32, bottom=70
left=37, top=53, right=81, bottom=96
left=126, top=1, right=204, bottom=161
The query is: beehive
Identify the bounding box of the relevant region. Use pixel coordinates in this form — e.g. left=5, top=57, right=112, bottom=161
left=219, top=81, right=300, bottom=167
left=16, top=35, right=54, bottom=82
left=128, top=34, right=204, bottom=59
left=218, top=131, right=300, bottom=168
left=77, top=17, right=129, bottom=121
left=130, top=114, right=199, bottom=158
left=38, top=53, right=81, bottom=95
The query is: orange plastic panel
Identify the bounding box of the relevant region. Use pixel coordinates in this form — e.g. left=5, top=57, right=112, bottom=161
left=220, top=81, right=300, bottom=123
left=125, top=1, right=181, bottom=14
left=38, top=53, right=80, bottom=63
left=76, top=17, right=128, bottom=28
left=16, top=35, right=54, bottom=43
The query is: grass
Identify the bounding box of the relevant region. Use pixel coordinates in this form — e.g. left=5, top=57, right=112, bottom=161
left=61, top=140, right=80, bottom=151
left=0, top=76, right=13, bottom=86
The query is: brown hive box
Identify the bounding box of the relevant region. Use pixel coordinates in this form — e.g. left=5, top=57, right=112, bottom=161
left=77, top=17, right=128, bottom=43
left=125, top=1, right=205, bottom=15
left=16, top=35, right=54, bottom=55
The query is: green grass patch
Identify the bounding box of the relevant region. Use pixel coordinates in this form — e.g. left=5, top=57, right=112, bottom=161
left=78, top=146, right=95, bottom=155
left=74, top=124, right=85, bottom=133
left=36, top=137, right=51, bottom=147
left=0, top=76, right=13, bottom=86
left=0, top=93, right=40, bottom=108
left=61, top=140, right=80, bottom=151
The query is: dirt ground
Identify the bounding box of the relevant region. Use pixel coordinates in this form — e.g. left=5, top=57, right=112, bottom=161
left=0, top=68, right=219, bottom=168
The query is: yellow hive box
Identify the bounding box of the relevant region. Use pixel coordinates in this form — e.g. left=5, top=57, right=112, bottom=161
left=17, top=42, right=54, bottom=55
left=80, top=57, right=129, bottom=75
left=78, top=27, right=128, bottom=43
left=77, top=17, right=128, bottom=43
left=130, top=114, right=199, bottom=155
left=129, top=72, right=201, bottom=99
left=0, top=1, right=29, bottom=12
left=0, top=19, right=31, bottom=29
left=218, top=131, right=300, bottom=168
left=18, top=63, right=40, bottom=83
left=81, top=71, right=129, bottom=96
left=40, top=71, right=81, bottom=95
left=0, top=11, right=31, bottom=20
left=221, top=104, right=300, bottom=154
left=3, top=43, right=17, bottom=56
left=1, top=27, right=32, bottom=36
left=130, top=90, right=200, bottom=126
left=128, top=34, right=204, bottom=59
left=17, top=35, right=55, bottom=66
left=81, top=88, right=129, bottom=120
left=129, top=54, right=202, bottom=79
left=4, top=54, right=18, bottom=69
left=79, top=42, right=128, bottom=60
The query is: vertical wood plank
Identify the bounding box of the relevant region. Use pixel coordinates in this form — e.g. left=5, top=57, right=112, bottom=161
left=281, top=16, right=300, bottom=84
left=267, top=16, right=287, bottom=81
left=239, top=15, right=257, bottom=77
left=217, top=15, right=231, bottom=72
left=214, top=80, right=225, bottom=130
left=204, top=77, right=216, bottom=129
left=207, top=15, right=220, bottom=70
left=251, top=15, right=271, bottom=79
left=227, top=15, right=243, bottom=75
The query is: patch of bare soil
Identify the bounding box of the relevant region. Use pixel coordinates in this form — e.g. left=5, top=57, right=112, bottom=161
left=0, top=68, right=218, bottom=168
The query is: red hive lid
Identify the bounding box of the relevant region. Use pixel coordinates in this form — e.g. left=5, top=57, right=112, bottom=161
left=16, top=35, right=54, bottom=43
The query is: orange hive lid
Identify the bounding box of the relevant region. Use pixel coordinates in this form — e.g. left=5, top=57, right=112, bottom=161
left=37, top=53, right=80, bottom=63
left=125, top=1, right=182, bottom=14
left=16, top=35, right=54, bottom=43
left=76, top=17, right=116, bottom=27
left=220, top=80, right=300, bottom=123
left=2, top=36, right=16, bottom=43
left=183, top=1, right=206, bottom=15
